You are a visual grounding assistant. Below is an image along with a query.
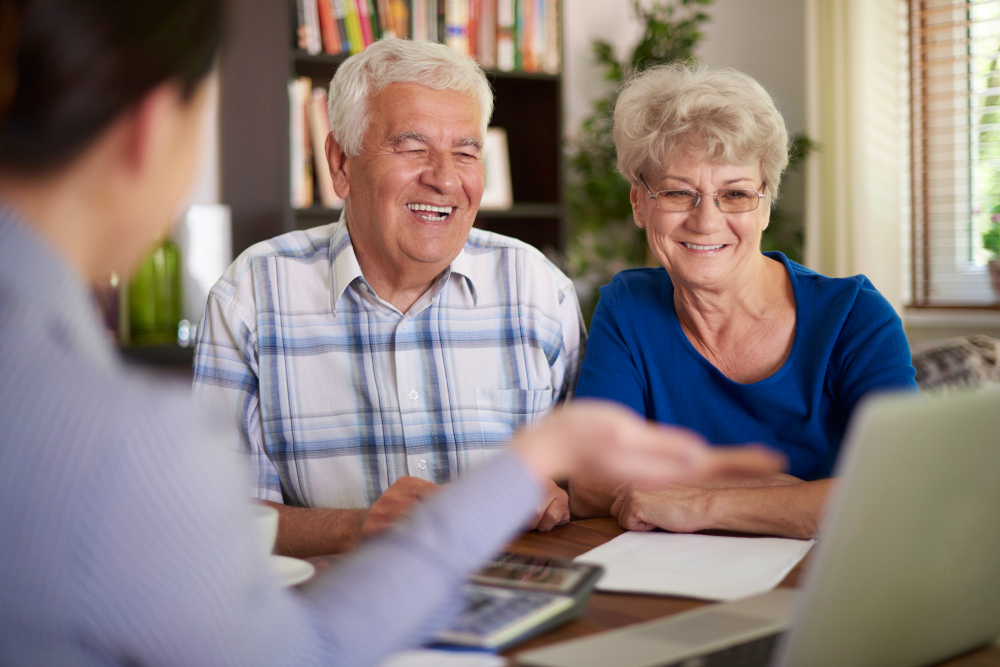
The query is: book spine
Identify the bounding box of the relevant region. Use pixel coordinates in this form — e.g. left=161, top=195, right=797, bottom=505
left=544, top=0, right=559, bottom=73
left=331, top=0, right=350, bottom=53
left=389, top=0, right=410, bottom=39
left=295, top=0, right=310, bottom=51
left=366, top=0, right=381, bottom=42
left=513, top=0, right=523, bottom=71
left=444, top=0, right=469, bottom=55
left=478, top=0, right=497, bottom=69
left=468, top=0, right=479, bottom=62
left=411, top=0, right=427, bottom=41
left=309, top=88, right=343, bottom=208
left=377, top=0, right=393, bottom=38
left=496, top=0, right=514, bottom=71
left=303, top=0, right=323, bottom=54
left=437, top=0, right=446, bottom=45
left=317, top=0, right=342, bottom=54
left=298, top=77, right=314, bottom=208
left=356, top=0, right=374, bottom=47
left=289, top=80, right=303, bottom=208
left=343, top=0, right=365, bottom=54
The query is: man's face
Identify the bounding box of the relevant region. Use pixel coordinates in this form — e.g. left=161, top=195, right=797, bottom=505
left=338, top=82, right=485, bottom=287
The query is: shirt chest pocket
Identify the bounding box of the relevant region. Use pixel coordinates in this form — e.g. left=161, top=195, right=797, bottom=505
left=464, top=387, right=555, bottom=446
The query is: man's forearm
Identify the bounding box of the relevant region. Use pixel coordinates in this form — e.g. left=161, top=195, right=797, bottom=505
left=705, top=478, right=833, bottom=539
left=263, top=501, right=367, bottom=558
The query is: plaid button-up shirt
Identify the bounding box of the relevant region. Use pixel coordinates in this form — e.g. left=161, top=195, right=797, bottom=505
left=193, top=219, right=585, bottom=508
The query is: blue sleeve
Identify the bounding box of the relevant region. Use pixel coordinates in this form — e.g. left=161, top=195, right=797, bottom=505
left=829, top=279, right=918, bottom=415
left=574, top=280, right=647, bottom=417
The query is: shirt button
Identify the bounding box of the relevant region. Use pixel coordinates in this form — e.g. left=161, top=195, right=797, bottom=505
left=400, top=322, right=407, bottom=330
left=417, top=459, right=427, bottom=471
left=409, top=390, right=418, bottom=400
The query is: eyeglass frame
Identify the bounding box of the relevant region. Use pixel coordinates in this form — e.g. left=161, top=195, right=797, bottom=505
left=638, top=174, right=766, bottom=213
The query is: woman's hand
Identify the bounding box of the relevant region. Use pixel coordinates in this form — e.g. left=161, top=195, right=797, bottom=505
left=610, top=483, right=715, bottom=533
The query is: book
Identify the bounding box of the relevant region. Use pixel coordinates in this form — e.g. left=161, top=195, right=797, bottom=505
left=342, top=0, right=365, bottom=54
left=295, top=0, right=310, bottom=50
left=317, top=0, right=342, bottom=54
left=302, top=0, right=323, bottom=54
left=331, top=0, right=350, bottom=52
left=308, top=89, right=343, bottom=208
left=544, top=0, right=559, bottom=73
left=389, top=0, right=410, bottom=39
left=477, top=0, right=497, bottom=69
left=445, top=0, right=469, bottom=55
left=356, top=0, right=374, bottom=48
left=411, top=0, right=427, bottom=41
left=497, top=0, right=515, bottom=71
left=480, top=127, right=512, bottom=210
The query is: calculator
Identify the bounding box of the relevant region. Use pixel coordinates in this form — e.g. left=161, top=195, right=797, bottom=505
left=433, top=552, right=604, bottom=650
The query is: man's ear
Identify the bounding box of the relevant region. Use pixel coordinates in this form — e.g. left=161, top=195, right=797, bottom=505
left=326, top=132, right=350, bottom=199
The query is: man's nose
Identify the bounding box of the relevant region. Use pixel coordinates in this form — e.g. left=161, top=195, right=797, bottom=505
left=420, top=152, right=461, bottom=194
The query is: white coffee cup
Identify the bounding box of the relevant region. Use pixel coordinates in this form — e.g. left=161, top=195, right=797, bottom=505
left=251, top=504, right=279, bottom=555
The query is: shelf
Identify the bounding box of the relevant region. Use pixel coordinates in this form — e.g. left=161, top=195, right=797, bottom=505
left=291, top=50, right=559, bottom=80
left=119, top=344, right=195, bottom=366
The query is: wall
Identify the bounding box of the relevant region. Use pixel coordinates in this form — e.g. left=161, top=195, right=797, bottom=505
left=563, top=0, right=808, bottom=223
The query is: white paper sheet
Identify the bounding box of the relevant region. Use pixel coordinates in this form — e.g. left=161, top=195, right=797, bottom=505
left=377, top=649, right=506, bottom=667
left=576, top=531, right=814, bottom=601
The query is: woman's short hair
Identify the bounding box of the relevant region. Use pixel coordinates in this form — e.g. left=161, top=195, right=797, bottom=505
left=613, top=63, right=790, bottom=202
left=0, top=0, right=224, bottom=172
left=327, top=38, right=494, bottom=157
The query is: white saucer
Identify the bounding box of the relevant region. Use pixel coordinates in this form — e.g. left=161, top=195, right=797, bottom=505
left=270, top=554, right=316, bottom=587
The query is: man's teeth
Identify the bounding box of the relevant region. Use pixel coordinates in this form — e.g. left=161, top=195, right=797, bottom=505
left=684, top=242, right=725, bottom=250
left=407, top=203, right=454, bottom=219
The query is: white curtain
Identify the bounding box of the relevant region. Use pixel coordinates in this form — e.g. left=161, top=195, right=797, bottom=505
left=804, top=0, right=904, bottom=313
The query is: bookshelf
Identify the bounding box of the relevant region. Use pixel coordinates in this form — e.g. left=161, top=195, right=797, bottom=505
left=219, top=1, right=564, bottom=258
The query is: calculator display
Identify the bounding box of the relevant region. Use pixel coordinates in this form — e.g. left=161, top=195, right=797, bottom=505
left=472, top=553, right=587, bottom=593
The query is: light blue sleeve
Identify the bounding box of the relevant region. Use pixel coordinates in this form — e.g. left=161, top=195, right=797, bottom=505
left=81, top=392, right=541, bottom=667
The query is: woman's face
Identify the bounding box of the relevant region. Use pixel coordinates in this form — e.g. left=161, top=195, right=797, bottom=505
left=631, top=149, right=769, bottom=292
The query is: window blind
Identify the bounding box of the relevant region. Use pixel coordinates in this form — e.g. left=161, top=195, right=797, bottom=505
left=908, top=0, right=1000, bottom=306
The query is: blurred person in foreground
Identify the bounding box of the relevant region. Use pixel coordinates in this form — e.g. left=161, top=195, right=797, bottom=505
left=193, top=39, right=585, bottom=555
left=0, top=2, right=784, bottom=665
left=570, top=64, right=917, bottom=539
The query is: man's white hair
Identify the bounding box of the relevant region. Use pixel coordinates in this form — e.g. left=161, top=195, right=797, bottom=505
left=327, top=39, right=494, bottom=157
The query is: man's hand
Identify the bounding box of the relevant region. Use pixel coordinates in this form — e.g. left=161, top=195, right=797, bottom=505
left=524, top=479, right=570, bottom=532
left=361, top=476, right=441, bottom=539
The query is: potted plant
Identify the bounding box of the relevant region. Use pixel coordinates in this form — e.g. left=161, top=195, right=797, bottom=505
left=984, top=211, right=1000, bottom=297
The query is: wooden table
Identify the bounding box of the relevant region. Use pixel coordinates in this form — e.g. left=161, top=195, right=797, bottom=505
left=500, top=518, right=1000, bottom=666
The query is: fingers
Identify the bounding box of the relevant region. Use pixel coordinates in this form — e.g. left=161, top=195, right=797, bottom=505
left=526, top=481, right=570, bottom=532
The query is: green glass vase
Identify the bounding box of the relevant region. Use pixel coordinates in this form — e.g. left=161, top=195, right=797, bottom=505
left=129, top=238, right=182, bottom=345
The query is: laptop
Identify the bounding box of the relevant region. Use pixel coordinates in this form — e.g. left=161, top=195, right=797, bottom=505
left=516, top=387, right=1000, bottom=667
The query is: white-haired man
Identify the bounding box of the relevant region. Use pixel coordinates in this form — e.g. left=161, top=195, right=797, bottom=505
left=194, top=39, right=585, bottom=557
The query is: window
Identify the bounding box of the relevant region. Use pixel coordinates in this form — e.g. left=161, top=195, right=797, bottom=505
left=908, top=0, right=1000, bottom=306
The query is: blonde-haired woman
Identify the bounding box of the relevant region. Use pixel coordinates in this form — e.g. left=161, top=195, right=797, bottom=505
left=569, top=64, right=917, bottom=538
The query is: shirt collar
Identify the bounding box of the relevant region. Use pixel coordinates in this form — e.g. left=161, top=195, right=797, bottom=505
left=0, top=205, right=118, bottom=370
left=329, top=210, right=480, bottom=311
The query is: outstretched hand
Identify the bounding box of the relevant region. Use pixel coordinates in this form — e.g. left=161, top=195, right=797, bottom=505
left=360, top=476, right=441, bottom=539
left=510, top=400, right=785, bottom=490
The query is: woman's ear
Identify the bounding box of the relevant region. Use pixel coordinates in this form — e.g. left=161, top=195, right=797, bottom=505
left=630, top=184, right=645, bottom=229
left=326, top=132, right=350, bottom=199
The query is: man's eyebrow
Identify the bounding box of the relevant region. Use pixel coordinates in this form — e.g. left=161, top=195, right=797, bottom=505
left=456, top=137, right=483, bottom=150
left=388, top=131, right=429, bottom=146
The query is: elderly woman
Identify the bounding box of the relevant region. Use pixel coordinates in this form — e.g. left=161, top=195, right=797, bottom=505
left=569, top=64, right=917, bottom=539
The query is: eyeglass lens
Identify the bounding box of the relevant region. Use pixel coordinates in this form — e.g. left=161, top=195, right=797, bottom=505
left=656, top=189, right=760, bottom=213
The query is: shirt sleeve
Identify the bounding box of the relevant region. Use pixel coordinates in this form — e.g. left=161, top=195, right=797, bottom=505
left=193, top=286, right=282, bottom=503
left=829, top=278, right=919, bottom=416
left=574, top=280, right=648, bottom=416
left=555, top=275, right=587, bottom=403
left=80, top=393, right=542, bottom=667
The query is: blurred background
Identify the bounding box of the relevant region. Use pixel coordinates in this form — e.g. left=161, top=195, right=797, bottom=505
left=114, top=0, right=1000, bottom=387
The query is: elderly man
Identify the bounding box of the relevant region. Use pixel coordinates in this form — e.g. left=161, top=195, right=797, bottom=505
left=193, top=39, right=585, bottom=557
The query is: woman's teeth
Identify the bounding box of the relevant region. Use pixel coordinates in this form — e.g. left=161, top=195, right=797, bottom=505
left=683, top=242, right=725, bottom=250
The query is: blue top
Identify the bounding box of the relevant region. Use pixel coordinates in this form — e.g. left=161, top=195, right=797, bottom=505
left=575, top=252, right=917, bottom=480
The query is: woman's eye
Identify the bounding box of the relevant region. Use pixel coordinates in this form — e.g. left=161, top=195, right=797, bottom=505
left=721, top=190, right=750, bottom=201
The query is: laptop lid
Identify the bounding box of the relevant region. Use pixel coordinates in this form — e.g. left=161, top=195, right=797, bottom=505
left=774, top=387, right=1000, bottom=667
